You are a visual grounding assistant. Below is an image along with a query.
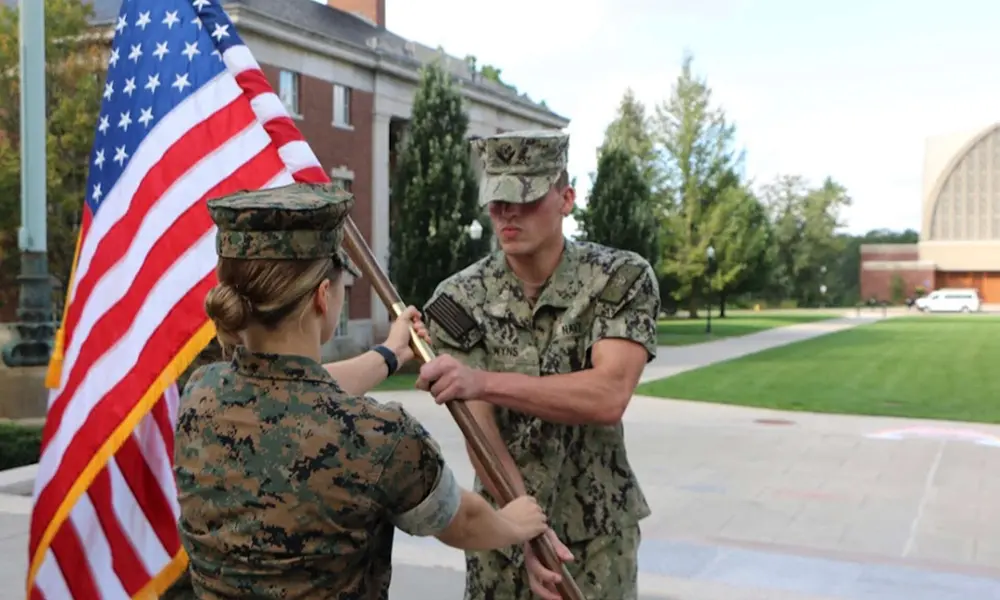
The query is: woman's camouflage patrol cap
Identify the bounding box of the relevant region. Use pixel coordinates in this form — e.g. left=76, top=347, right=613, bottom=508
left=206, top=182, right=359, bottom=276
left=471, top=129, right=569, bottom=206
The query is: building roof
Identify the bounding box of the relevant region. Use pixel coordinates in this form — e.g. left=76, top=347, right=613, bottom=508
left=5, top=0, right=566, bottom=123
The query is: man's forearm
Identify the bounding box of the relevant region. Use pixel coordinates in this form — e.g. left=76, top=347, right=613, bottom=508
left=465, top=400, right=526, bottom=505
left=480, top=368, right=626, bottom=426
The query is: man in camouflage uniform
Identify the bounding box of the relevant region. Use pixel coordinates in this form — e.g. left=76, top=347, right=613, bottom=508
left=417, top=130, right=660, bottom=599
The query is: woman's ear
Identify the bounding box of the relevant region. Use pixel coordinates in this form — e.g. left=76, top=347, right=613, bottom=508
left=314, top=279, right=330, bottom=316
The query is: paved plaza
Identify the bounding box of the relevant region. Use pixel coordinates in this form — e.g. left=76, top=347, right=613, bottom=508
left=2, top=313, right=1000, bottom=598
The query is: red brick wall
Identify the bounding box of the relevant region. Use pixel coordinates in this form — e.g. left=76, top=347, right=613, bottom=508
left=326, top=0, right=385, bottom=26
left=260, top=64, right=374, bottom=320
left=860, top=267, right=935, bottom=302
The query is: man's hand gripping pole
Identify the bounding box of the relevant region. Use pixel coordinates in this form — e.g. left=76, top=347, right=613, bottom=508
left=342, top=219, right=585, bottom=600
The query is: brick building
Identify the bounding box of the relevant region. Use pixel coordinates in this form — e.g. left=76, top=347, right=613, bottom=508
left=860, top=123, right=1000, bottom=303
left=15, top=0, right=569, bottom=351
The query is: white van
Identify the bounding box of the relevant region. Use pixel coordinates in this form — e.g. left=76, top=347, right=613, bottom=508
left=914, top=288, right=981, bottom=313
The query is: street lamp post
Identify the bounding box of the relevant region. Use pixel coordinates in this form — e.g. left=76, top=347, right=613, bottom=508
left=705, top=245, right=717, bottom=334
left=3, top=0, right=55, bottom=368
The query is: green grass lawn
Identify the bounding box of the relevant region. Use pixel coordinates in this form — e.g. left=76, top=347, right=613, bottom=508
left=372, top=373, right=419, bottom=392
left=637, top=315, right=1000, bottom=423
left=656, top=312, right=838, bottom=346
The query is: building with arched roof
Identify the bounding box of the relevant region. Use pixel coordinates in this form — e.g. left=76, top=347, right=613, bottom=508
left=860, top=123, right=1000, bottom=303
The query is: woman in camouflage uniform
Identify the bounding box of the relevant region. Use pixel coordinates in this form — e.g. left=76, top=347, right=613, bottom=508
left=167, top=182, right=548, bottom=599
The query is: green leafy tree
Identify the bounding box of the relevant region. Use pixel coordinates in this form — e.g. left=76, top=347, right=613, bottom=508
left=761, top=175, right=852, bottom=306
left=574, top=147, right=660, bottom=268
left=889, top=273, right=906, bottom=305
left=653, top=53, right=744, bottom=316
left=389, top=60, right=489, bottom=309
left=598, top=88, right=660, bottom=191
left=702, top=184, right=773, bottom=316
left=0, top=0, right=104, bottom=317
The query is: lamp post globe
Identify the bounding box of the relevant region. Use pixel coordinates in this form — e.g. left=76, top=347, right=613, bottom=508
left=468, top=219, right=483, bottom=240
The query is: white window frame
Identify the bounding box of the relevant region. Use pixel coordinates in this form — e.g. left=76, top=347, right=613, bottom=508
left=279, top=70, right=301, bottom=118
left=333, top=83, right=352, bottom=129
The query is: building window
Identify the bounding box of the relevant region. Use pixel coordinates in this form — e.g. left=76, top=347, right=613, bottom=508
left=330, top=166, right=354, bottom=193
left=335, top=290, right=350, bottom=338
left=333, top=84, right=352, bottom=128
left=279, top=70, right=300, bottom=116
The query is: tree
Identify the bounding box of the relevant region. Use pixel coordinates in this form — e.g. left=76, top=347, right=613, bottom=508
left=653, top=53, right=744, bottom=316
left=598, top=88, right=659, bottom=191
left=0, top=0, right=104, bottom=316
left=702, top=184, right=773, bottom=316
left=889, top=273, right=906, bottom=304
left=761, top=175, right=852, bottom=306
left=574, top=147, right=660, bottom=268
left=388, top=60, right=490, bottom=310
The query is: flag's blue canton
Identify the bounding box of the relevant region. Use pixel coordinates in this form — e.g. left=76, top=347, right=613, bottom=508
left=84, top=0, right=248, bottom=215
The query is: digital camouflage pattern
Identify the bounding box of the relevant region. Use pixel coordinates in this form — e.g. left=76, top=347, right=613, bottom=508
left=463, top=524, right=642, bottom=600
left=423, top=239, right=659, bottom=599
left=472, top=130, right=569, bottom=206
left=207, top=181, right=359, bottom=275
left=171, top=346, right=461, bottom=599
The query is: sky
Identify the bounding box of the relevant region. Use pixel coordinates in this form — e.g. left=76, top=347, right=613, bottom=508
left=376, top=0, right=1000, bottom=236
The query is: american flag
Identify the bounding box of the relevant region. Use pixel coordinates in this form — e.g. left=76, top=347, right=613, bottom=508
left=29, top=0, right=331, bottom=597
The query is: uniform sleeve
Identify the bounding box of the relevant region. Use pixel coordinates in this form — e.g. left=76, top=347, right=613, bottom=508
left=589, top=260, right=660, bottom=362
left=377, top=406, right=462, bottom=537
left=423, top=290, right=488, bottom=370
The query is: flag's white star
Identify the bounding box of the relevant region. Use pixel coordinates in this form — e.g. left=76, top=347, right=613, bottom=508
left=182, top=41, right=200, bottom=60
left=92, top=183, right=103, bottom=201
left=103, top=81, right=114, bottom=99
left=128, top=43, right=142, bottom=63
left=115, top=15, right=127, bottom=33
left=138, top=107, right=154, bottom=127
left=145, top=73, right=161, bottom=93
left=94, top=149, right=105, bottom=169
left=191, top=16, right=203, bottom=30
left=211, top=49, right=222, bottom=61
left=153, top=41, right=169, bottom=60
left=113, top=146, right=129, bottom=166
left=98, top=115, right=110, bottom=134
left=136, top=11, right=151, bottom=29
left=108, top=47, right=120, bottom=67
left=123, top=77, right=136, bottom=96
left=211, top=23, right=230, bottom=41
left=192, top=0, right=211, bottom=9
left=172, top=73, right=191, bottom=92
left=118, top=111, right=133, bottom=131
left=162, top=10, right=180, bottom=28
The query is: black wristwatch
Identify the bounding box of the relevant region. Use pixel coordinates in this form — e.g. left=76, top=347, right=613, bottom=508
left=371, top=344, right=399, bottom=375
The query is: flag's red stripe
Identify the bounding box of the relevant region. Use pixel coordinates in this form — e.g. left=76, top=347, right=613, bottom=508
left=51, top=97, right=256, bottom=429
left=31, top=150, right=283, bottom=551
left=49, top=518, right=99, bottom=600
left=31, top=272, right=214, bottom=558
left=117, top=435, right=182, bottom=554
left=151, top=395, right=176, bottom=476
left=86, top=468, right=152, bottom=595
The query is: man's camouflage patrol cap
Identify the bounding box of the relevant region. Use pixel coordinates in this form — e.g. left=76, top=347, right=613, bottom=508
left=472, top=129, right=569, bottom=206
left=206, top=182, right=359, bottom=277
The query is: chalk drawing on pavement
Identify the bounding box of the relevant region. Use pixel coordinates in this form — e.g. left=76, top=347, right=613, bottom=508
left=866, top=426, right=1000, bottom=447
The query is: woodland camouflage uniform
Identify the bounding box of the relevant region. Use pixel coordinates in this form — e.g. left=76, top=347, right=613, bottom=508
left=164, top=183, right=461, bottom=599
left=423, top=130, right=660, bottom=600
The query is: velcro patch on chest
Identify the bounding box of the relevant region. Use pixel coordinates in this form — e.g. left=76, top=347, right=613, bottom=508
left=425, top=293, right=478, bottom=344
left=599, top=263, right=644, bottom=306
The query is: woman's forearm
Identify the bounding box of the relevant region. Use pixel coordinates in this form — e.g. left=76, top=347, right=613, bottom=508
left=324, top=350, right=392, bottom=395
left=435, top=489, right=521, bottom=550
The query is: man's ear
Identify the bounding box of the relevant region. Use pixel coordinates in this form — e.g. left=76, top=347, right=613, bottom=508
left=561, top=185, right=576, bottom=216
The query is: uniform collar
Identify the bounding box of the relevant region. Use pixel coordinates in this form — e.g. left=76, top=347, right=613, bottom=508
left=231, top=345, right=339, bottom=387
left=483, top=238, right=581, bottom=321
